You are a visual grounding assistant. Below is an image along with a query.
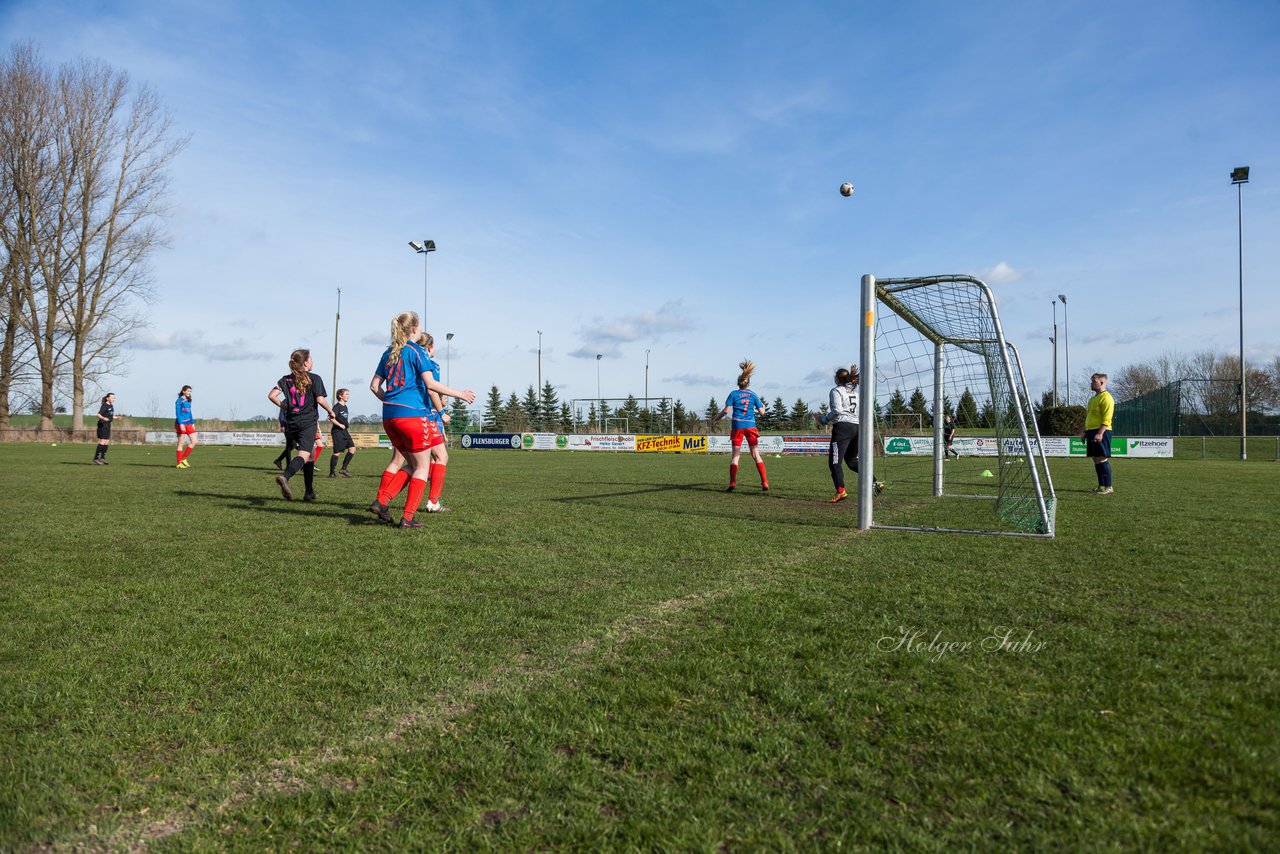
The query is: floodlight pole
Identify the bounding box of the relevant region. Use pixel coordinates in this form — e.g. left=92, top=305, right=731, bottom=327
left=1058, top=294, right=1069, bottom=406
left=644, top=348, right=650, bottom=429
left=1051, top=301, right=1059, bottom=407
left=409, top=239, right=436, bottom=322
left=445, top=332, right=454, bottom=390
left=332, top=287, right=341, bottom=394
left=537, top=330, right=543, bottom=430
left=596, top=354, right=603, bottom=431
left=1232, top=166, right=1249, bottom=460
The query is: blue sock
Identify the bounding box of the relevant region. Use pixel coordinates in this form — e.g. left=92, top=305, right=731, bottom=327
left=1101, top=461, right=1112, bottom=487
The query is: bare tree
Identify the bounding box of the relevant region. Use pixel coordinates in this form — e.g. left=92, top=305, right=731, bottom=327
left=0, top=43, right=183, bottom=431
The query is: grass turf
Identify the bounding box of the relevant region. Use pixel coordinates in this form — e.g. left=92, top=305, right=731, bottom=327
left=0, top=443, right=1276, bottom=850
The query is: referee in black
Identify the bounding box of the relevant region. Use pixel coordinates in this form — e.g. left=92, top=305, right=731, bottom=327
left=93, top=393, right=115, bottom=464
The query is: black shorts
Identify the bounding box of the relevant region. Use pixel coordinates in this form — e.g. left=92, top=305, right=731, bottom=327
left=285, top=424, right=318, bottom=456
left=96, top=423, right=111, bottom=440
left=331, top=429, right=355, bottom=452
left=1084, top=429, right=1112, bottom=458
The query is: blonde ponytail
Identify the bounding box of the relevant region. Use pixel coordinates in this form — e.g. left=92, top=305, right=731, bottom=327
left=737, top=359, right=755, bottom=389
left=387, top=311, right=419, bottom=365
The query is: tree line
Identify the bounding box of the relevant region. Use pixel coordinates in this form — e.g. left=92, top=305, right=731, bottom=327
left=0, top=43, right=184, bottom=432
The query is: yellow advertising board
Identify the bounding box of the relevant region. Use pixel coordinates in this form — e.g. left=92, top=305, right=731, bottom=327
left=636, top=435, right=707, bottom=453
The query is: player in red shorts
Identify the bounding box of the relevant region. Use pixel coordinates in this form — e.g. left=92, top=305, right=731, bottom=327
left=174, top=385, right=196, bottom=468
left=367, top=312, right=475, bottom=528
left=708, top=359, right=769, bottom=492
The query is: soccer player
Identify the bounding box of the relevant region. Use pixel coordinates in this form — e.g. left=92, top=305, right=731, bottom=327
left=818, top=366, right=860, bottom=502
left=708, top=359, right=769, bottom=492
left=92, top=392, right=115, bottom=465
left=367, top=312, right=475, bottom=528
left=420, top=333, right=454, bottom=512
left=174, top=385, right=196, bottom=468
left=328, top=388, right=356, bottom=478
left=943, top=414, right=960, bottom=459
left=268, top=349, right=339, bottom=502
left=1084, top=372, right=1115, bottom=494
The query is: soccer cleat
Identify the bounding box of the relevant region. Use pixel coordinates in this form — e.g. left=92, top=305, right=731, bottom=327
left=101, top=459, right=109, bottom=465
left=328, top=472, right=337, bottom=478
left=1098, top=486, right=1114, bottom=495
left=367, top=500, right=392, bottom=523
left=397, top=516, right=424, bottom=529
left=424, top=501, right=451, bottom=513
left=303, top=492, right=318, bottom=502
left=828, top=490, right=849, bottom=503
left=339, top=469, right=352, bottom=478
left=761, top=484, right=770, bottom=492
left=874, top=481, right=885, bottom=496
left=274, top=459, right=284, bottom=471
left=276, top=474, right=293, bottom=501
left=176, top=461, right=185, bottom=468
left=725, top=485, right=735, bottom=493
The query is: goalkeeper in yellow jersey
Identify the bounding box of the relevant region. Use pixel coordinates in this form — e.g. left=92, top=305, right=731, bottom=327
left=1084, top=373, right=1115, bottom=494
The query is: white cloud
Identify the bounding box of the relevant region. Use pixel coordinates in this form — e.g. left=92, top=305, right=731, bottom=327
left=977, top=262, right=1026, bottom=284
left=127, top=331, right=273, bottom=362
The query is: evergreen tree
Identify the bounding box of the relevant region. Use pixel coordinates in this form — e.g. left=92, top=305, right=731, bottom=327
left=449, top=398, right=469, bottom=433
left=482, top=385, right=503, bottom=430
left=704, top=397, right=721, bottom=430
left=656, top=397, right=672, bottom=434
left=957, top=388, right=979, bottom=427
left=887, top=388, right=908, bottom=415
left=672, top=399, right=687, bottom=432
left=979, top=398, right=996, bottom=429
left=621, top=394, right=641, bottom=424
left=587, top=402, right=598, bottom=431
left=540, top=380, right=559, bottom=431
left=790, top=398, right=812, bottom=431
left=521, top=385, right=541, bottom=430
left=909, top=387, right=930, bottom=427
left=502, top=392, right=527, bottom=431
left=771, top=396, right=789, bottom=431
left=599, top=400, right=613, bottom=430
left=558, top=401, right=573, bottom=433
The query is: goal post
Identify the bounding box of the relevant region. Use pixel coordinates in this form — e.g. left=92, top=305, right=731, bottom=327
left=858, top=274, right=1056, bottom=537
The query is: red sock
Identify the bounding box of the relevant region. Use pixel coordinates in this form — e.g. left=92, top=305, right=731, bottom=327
left=403, top=476, right=428, bottom=521
left=376, top=469, right=411, bottom=504
left=184, top=447, right=193, bottom=462
left=389, top=469, right=410, bottom=499
left=729, top=463, right=738, bottom=487
left=756, top=461, right=768, bottom=486
left=176, top=448, right=182, bottom=464
left=428, top=463, right=447, bottom=503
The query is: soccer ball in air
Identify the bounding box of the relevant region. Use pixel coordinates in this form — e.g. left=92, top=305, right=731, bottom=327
left=839, top=182, right=855, bottom=197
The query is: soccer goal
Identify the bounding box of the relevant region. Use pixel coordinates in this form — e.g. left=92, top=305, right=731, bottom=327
left=857, top=274, right=1056, bottom=537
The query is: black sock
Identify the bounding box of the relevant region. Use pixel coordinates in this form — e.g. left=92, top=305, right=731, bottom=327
left=93, top=446, right=102, bottom=459
left=283, top=455, right=306, bottom=480
left=329, top=455, right=338, bottom=475
left=101, top=445, right=108, bottom=458
left=302, top=460, right=315, bottom=492
left=343, top=451, right=353, bottom=470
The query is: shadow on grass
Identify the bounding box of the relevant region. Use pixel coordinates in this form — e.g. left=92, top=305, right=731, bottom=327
left=173, top=489, right=381, bottom=525
left=550, top=480, right=857, bottom=530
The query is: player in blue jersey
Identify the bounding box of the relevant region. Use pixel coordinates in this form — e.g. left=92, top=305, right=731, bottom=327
left=419, top=332, right=454, bottom=511
left=367, top=312, right=475, bottom=528
left=174, top=385, right=196, bottom=468
left=708, top=359, right=769, bottom=493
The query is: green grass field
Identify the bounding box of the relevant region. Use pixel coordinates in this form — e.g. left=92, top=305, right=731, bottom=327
left=1, top=443, right=1276, bottom=850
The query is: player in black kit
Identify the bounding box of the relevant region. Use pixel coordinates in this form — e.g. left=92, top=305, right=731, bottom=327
left=93, top=393, right=115, bottom=464
left=329, top=388, right=357, bottom=477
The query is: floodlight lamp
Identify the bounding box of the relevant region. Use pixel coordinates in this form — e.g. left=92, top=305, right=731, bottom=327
left=424, top=240, right=436, bottom=252
left=446, top=332, right=454, bottom=341
left=1231, top=166, right=1250, bottom=184
left=1058, top=294, right=1067, bottom=304
left=596, top=354, right=602, bottom=360
left=408, top=240, right=422, bottom=251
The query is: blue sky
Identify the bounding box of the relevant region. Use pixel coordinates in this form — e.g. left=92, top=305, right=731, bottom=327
left=4, top=0, right=1277, bottom=420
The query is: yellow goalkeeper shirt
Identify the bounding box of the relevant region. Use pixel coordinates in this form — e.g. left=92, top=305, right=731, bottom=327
left=1085, top=391, right=1114, bottom=430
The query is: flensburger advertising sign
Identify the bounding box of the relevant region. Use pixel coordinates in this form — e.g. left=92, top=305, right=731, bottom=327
left=461, top=433, right=522, bottom=449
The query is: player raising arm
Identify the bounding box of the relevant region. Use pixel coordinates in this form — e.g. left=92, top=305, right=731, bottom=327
left=708, top=359, right=769, bottom=493
left=268, top=349, right=339, bottom=502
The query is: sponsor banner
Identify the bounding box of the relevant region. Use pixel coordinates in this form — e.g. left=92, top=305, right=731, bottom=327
left=636, top=434, right=707, bottom=453
left=883, top=435, right=1172, bottom=458
left=461, top=432, right=523, bottom=450
left=521, top=432, right=558, bottom=450
left=707, top=435, right=785, bottom=454
left=1069, top=436, right=1172, bottom=458
left=562, top=434, right=637, bottom=451
left=355, top=432, right=389, bottom=449
left=783, top=435, right=830, bottom=455
left=145, top=430, right=285, bottom=446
